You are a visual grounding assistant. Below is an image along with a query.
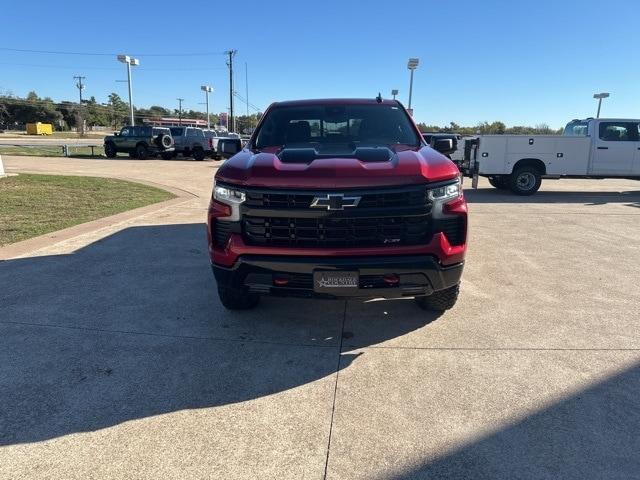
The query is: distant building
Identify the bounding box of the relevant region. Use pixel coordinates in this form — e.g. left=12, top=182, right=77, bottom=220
left=143, top=117, right=207, bottom=128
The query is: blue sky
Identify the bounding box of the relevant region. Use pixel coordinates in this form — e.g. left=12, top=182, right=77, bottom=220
left=0, top=0, right=637, bottom=128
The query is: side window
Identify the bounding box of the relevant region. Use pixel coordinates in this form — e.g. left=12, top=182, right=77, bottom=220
left=599, top=122, right=639, bottom=142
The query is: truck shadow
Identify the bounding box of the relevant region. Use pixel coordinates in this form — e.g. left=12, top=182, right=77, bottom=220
left=465, top=187, right=640, bottom=207
left=383, top=362, right=640, bottom=479
left=0, top=223, right=439, bottom=446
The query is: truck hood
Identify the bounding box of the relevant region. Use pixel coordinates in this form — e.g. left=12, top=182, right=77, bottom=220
left=215, top=147, right=459, bottom=189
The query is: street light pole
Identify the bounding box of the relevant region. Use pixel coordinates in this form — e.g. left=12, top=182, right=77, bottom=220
left=177, top=98, right=184, bottom=126
left=117, top=55, right=139, bottom=126
left=407, top=58, right=419, bottom=113
left=201, top=85, right=212, bottom=129
left=593, top=92, right=610, bottom=118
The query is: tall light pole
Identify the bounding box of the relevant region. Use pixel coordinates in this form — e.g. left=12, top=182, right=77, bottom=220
left=391, top=89, right=398, bottom=100
left=201, top=85, right=213, bottom=129
left=593, top=92, right=610, bottom=118
left=117, top=55, right=139, bottom=126
left=407, top=58, right=419, bottom=114
left=177, top=98, right=184, bottom=126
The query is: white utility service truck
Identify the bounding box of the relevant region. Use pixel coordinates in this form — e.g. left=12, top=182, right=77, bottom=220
left=461, top=118, right=640, bottom=195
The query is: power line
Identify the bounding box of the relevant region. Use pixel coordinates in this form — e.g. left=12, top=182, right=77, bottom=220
left=0, top=47, right=227, bottom=57
left=0, top=62, right=227, bottom=72
left=232, top=92, right=261, bottom=113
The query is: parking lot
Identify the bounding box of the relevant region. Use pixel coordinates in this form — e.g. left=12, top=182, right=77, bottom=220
left=1, top=155, right=639, bottom=479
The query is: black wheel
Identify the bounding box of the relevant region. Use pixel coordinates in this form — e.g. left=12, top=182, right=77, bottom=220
left=192, top=147, right=205, bottom=161
left=509, top=166, right=542, bottom=195
left=135, top=144, right=149, bottom=160
left=415, top=284, right=460, bottom=311
left=217, top=286, right=260, bottom=310
left=161, top=152, right=174, bottom=160
left=104, top=142, right=117, bottom=158
left=488, top=176, right=508, bottom=189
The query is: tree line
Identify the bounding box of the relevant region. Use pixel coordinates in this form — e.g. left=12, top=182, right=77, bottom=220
left=417, top=121, right=563, bottom=135
left=0, top=90, right=262, bottom=134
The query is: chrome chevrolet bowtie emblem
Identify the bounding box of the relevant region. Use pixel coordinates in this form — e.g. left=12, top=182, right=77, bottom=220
left=310, top=194, right=361, bottom=211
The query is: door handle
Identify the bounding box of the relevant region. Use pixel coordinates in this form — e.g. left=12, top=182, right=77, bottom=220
left=597, top=146, right=608, bottom=150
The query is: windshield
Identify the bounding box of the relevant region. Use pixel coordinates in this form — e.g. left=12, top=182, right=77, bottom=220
left=563, top=120, right=589, bottom=136
left=254, top=104, right=421, bottom=149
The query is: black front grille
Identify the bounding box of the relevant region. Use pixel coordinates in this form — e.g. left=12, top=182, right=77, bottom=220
left=240, top=185, right=439, bottom=249
left=213, top=219, right=233, bottom=247
left=243, top=214, right=430, bottom=248
left=244, top=187, right=428, bottom=209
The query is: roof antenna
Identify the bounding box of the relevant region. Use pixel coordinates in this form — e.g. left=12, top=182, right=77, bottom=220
left=376, top=92, right=382, bottom=103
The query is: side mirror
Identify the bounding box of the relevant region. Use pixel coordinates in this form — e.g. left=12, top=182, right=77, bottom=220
left=114, top=132, right=120, bottom=136
left=432, top=138, right=455, bottom=155
left=219, top=138, right=241, bottom=159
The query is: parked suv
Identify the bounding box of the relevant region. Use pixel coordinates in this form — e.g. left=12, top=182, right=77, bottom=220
left=165, top=126, right=210, bottom=160
left=104, top=126, right=174, bottom=159
left=207, top=98, right=468, bottom=311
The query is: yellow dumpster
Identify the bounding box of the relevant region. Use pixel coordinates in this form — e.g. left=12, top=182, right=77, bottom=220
left=26, top=122, right=53, bottom=135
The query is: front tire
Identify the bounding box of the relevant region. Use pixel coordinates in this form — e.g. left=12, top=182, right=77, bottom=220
left=104, top=142, right=117, bottom=158
left=415, top=284, right=459, bottom=311
left=217, top=286, right=260, bottom=310
left=509, top=167, right=542, bottom=195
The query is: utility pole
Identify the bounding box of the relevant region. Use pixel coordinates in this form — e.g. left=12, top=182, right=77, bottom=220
left=74, top=76, right=86, bottom=135
left=225, top=49, right=237, bottom=132
left=74, top=75, right=86, bottom=103
left=177, top=98, right=184, bottom=126
left=245, top=62, right=249, bottom=117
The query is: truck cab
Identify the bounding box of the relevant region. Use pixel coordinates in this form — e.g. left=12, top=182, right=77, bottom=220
left=568, top=118, right=640, bottom=176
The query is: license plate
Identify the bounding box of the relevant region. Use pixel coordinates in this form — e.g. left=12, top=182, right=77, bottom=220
left=313, top=271, right=359, bottom=294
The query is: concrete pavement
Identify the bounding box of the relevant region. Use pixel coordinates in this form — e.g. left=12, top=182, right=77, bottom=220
left=1, top=155, right=639, bottom=479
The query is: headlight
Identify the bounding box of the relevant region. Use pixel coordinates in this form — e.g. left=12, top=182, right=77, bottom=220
left=428, top=178, right=461, bottom=202
left=214, top=184, right=246, bottom=203
left=212, top=182, right=245, bottom=221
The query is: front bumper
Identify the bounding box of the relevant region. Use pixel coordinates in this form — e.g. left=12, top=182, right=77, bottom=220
left=212, top=254, right=464, bottom=299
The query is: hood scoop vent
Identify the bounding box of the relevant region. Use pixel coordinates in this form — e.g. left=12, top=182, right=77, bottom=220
left=278, top=147, right=394, bottom=164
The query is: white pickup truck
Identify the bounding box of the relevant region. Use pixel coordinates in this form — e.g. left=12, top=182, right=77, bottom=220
left=461, top=118, right=640, bottom=195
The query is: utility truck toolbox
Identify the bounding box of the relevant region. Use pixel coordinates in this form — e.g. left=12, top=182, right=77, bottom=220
left=207, top=98, right=468, bottom=312
left=462, top=118, right=640, bottom=195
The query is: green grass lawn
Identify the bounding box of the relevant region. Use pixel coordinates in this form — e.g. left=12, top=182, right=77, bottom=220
left=0, top=174, right=175, bottom=245
left=0, top=145, right=104, bottom=157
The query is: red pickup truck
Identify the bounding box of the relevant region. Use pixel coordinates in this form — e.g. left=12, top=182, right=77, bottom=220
left=207, top=98, right=467, bottom=311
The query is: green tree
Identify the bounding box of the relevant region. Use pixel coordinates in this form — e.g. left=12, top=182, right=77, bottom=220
left=107, top=93, right=129, bottom=129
